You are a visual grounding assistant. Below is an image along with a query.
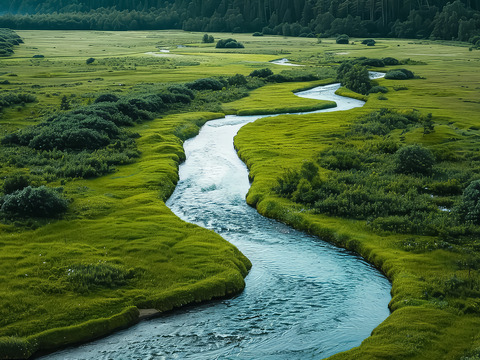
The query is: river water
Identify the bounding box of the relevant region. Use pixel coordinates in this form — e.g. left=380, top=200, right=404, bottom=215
left=42, top=78, right=391, bottom=360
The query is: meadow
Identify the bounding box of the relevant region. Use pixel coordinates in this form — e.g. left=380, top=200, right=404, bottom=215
left=1, top=30, right=480, bottom=359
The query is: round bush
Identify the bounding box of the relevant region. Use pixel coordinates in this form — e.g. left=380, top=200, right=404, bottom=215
left=383, top=57, right=400, bottom=65
left=336, top=34, right=349, bottom=44
left=368, top=86, right=388, bottom=94
left=1, top=186, right=68, bottom=218
left=385, top=68, right=414, bottom=80
left=394, top=144, right=435, bottom=175
left=249, top=68, right=274, bottom=78
left=362, top=39, right=376, bottom=46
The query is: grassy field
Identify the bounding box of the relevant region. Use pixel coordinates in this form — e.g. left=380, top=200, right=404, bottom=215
left=1, top=30, right=480, bottom=358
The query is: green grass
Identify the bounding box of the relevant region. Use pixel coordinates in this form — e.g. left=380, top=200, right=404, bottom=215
left=2, top=30, right=480, bottom=358
left=233, top=37, right=480, bottom=359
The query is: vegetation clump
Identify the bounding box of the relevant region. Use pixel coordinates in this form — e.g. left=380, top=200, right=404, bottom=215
left=385, top=68, right=415, bottom=79
left=0, top=28, right=22, bottom=57
left=335, top=34, right=349, bottom=44
left=216, top=38, right=244, bottom=49
left=336, top=61, right=371, bottom=94
left=0, top=185, right=68, bottom=218
left=202, top=33, right=214, bottom=43
left=362, top=38, right=376, bottom=46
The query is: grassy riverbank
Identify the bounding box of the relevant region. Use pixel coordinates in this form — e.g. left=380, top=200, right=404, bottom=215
left=234, top=40, right=480, bottom=359
left=1, top=30, right=480, bottom=358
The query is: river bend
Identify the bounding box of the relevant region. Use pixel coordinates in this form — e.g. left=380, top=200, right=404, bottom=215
left=42, top=78, right=390, bottom=360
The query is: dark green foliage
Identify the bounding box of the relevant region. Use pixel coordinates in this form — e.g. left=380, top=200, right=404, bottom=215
left=85, top=57, right=95, bottom=64
left=66, top=263, right=135, bottom=293
left=394, top=144, right=435, bottom=175
left=368, top=86, right=388, bottom=94
left=216, top=38, right=244, bottom=49
left=0, top=93, right=36, bottom=112
left=457, top=180, right=480, bottom=225
left=0, top=28, right=22, bottom=57
left=0, top=186, right=68, bottom=218
left=32, top=54, right=44, bottom=58
left=383, top=57, right=400, bottom=65
left=252, top=32, right=263, bottom=36
left=340, top=64, right=371, bottom=94
left=228, top=74, right=248, bottom=86
left=0, top=1, right=479, bottom=42
left=362, top=38, right=376, bottom=46
left=249, top=68, right=273, bottom=78
left=385, top=68, right=415, bottom=79
left=60, top=95, right=70, bottom=110
left=94, top=93, right=119, bottom=103
left=336, top=34, right=349, bottom=44
left=2, top=173, right=29, bottom=194
left=186, top=77, right=225, bottom=91
left=273, top=108, right=480, bottom=237
left=359, top=58, right=385, bottom=67
left=202, top=33, right=214, bottom=43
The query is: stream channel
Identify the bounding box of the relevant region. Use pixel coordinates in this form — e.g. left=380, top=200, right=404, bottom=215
left=43, top=74, right=391, bottom=360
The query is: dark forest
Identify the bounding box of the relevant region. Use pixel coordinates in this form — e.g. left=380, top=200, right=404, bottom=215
left=1, top=0, right=479, bottom=42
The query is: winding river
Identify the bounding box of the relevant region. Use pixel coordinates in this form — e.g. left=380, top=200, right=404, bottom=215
left=42, top=75, right=390, bottom=360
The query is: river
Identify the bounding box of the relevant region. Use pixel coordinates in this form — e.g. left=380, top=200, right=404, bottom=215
left=41, top=77, right=391, bottom=360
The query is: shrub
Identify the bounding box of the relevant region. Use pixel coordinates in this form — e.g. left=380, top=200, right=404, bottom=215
left=341, top=64, right=371, bottom=94
left=216, top=38, right=244, bottom=49
left=2, top=173, right=29, bottom=194
left=186, top=78, right=224, bottom=91
left=457, top=180, right=480, bottom=225
left=249, top=68, right=274, bottom=78
left=360, top=58, right=384, bottom=67
left=228, top=74, right=248, bottom=86
left=252, top=32, right=263, bottom=36
left=362, top=39, right=376, bottom=46
left=95, top=94, right=119, bottom=103
left=0, top=186, right=68, bottom=218
left=202, top=34, right=215, bottom=43
left=86, top=57, right=95, bottom=64
left=385, top=68, right=415, bottom=79
left=394, top=144, right=435, bottom=175
left=32, top=54, right=44, bottom=58
left=336, top=34, right=349, bottom=44
left=383, top=57, right=400, bottom=65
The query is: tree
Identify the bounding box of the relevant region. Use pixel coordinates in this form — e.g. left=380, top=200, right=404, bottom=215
left=394, top=144, right=435, bottom=175
left=342, top=64, right=371, bottom=94
left=202, top=33, right=214, bottom=43
left=458, top=180, right=480, bottom=225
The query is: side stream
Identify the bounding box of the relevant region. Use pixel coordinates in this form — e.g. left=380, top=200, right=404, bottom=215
left=42, top=76, right=390, bottom=360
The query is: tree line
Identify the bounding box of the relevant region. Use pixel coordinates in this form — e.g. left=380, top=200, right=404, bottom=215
left=0, top=0, right=479, bottom=41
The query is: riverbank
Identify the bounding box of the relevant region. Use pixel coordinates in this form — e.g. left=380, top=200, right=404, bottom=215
left=0, top=112, right=252, bottom=359
left=234, top=55, right=480, bottom=358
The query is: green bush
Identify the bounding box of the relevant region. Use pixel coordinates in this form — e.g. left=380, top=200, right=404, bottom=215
left=252, top=32, right=263, bottom=36
left=457, top=180, right=480, bottom=225
left=368, top=85, right=388, bottom=94
left=249, top=68, right=274, bottom=78
left=2, top=173, right=29, bottom=194
left=0, top=186, right=68, bottom=218
left=394, top=144, right=435, bottom=175
left=216, top=38, right=244, bottom=48
left=383, top=57, right=400, bottom=65
left=341, top=64, right=371, bottom=94
left=385, top=68, right=415, bottom=79
left=202, top=33, right=214, bottom=43
left=336, top=34, right=349, bottom=44
left=186, top=77, right=225, bottom=91
left=86, top=57, right=95, bottom=64
left=361, top=38, right=376, bottom=46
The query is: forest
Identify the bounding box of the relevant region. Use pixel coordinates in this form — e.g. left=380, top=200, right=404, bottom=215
left=0, top=0, right=480, bottom=42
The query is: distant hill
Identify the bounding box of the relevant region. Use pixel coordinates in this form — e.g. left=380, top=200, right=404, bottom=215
left=0, top=0, right=479, bottom=42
